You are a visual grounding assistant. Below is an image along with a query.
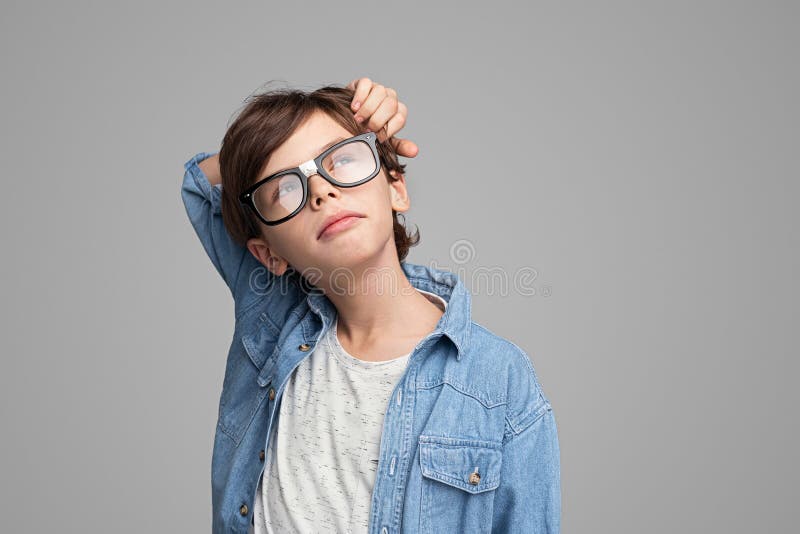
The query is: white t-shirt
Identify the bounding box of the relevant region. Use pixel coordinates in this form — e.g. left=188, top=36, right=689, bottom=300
left=252, top=289, right=447, bottom=534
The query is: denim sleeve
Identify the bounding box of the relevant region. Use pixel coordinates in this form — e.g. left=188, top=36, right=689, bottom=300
left=491, top=398, right=562, bottom=533
left=181, top=151, right=247, bottom=295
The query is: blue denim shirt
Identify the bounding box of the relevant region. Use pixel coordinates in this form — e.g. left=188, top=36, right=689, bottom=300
left=181, top=151, right=561, bottom=533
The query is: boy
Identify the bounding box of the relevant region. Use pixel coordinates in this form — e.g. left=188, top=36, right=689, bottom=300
left=181, top=78, right=561, bottom=533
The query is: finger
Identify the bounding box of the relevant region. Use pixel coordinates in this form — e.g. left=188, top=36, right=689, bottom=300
left=354, top=83, right=387, bottom=124
left=396, top=101, right=408, bottom=123
left=377, top=124, right=389, bottom=144
left=386, top=101, right=407, bottom=139
left=375, top=113, right=398, bottom=144
left=377, top=97, right=408, bottom=143
left=390, top=136, right=419, bottom=159
left=376, top=109, right=406, bottom=144
left=368, top=98, right=399, bottom=140
left=350, top=77, right=373, bottom=112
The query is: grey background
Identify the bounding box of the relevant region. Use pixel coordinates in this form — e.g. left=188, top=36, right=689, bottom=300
left=0, top=1, right=796, bottom=532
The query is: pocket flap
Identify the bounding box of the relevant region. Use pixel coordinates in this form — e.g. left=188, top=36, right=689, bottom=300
left=418, top=435, right=503, bottom=494
left=241, top=314, right=280, bottom=386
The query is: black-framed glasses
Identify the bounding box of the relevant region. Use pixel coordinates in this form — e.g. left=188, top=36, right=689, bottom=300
left=239, top=131, right=381, bottom=226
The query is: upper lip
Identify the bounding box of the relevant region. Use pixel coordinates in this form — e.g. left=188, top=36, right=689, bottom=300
left=318, top=210, right=366, bottom=239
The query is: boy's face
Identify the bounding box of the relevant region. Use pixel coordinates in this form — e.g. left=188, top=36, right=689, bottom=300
left=245, top=110, right=410, bottom=278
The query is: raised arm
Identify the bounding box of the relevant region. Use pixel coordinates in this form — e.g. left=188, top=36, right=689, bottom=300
left=181, top=151, right=247, bottom=296
left=198, top=153, right=221, bottom=186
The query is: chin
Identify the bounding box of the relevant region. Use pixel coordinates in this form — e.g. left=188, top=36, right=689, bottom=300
left=323, top=239, right=381, bottom=265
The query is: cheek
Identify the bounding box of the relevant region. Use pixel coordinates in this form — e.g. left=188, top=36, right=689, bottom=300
left=360, top=176, right=394, bottom=210
left=261, top=226, right=299, bottom=259
left=360, top=189, right=395, bottom=228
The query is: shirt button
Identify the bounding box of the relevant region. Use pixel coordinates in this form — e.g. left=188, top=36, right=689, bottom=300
left=259, top=449, right=265, bottom=461
left=239, top=503, right=249, bottom=516
left=298, top=343, right=311, bottom=351
left=268, top=388, right=276, bottom=401
left=469, top=472, right=481, bottom=485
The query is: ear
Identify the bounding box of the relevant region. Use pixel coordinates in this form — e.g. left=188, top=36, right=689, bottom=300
left=387, top=169, right=410, bottom=213
left=246, top=236, right=290, bottom=276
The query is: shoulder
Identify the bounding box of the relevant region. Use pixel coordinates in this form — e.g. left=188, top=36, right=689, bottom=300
left=468, top=321, right=553, bottom=443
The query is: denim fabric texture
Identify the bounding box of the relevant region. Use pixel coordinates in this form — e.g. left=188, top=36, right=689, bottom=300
left=182, top=151, right=562, bottom=533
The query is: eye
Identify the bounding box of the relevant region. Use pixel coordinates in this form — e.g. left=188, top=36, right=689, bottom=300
left=272, top=181, right=299, bottom=201
left=332, top=155, right=355, bottom=168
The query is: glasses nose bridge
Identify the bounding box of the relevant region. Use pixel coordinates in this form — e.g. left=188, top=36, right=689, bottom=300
left=301, top=158, right=340, bottom=206
left=298, top=158, right=319, bottom=178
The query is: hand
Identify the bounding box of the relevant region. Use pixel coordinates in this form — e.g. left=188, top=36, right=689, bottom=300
left=347, top=77, right=419, bottom=159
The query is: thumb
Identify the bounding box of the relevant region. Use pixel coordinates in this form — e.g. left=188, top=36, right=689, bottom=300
left=390, top=136, right=419, bottom=159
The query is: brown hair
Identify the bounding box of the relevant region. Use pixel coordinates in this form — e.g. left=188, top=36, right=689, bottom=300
left=218, top=82, right=420, bottom=263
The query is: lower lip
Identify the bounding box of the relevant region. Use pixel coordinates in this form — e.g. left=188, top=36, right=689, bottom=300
left=319, top=216, right=363, bottom=239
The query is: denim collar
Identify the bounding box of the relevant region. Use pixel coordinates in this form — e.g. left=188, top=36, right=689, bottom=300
left=305, top=261, right=472, bottom=361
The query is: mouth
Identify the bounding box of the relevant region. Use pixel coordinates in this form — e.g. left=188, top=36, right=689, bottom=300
left=318, top=211, right=366, bottom=240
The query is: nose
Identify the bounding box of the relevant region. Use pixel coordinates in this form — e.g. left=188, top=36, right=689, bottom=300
left=307, top=170, right=341, bottom=209
left=299, top=158, right=342, bottom=208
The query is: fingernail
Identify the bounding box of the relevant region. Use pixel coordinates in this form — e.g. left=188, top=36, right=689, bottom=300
left=353, top=101, right=361, bottom=110
left=355, top=115, right=364, bottom=123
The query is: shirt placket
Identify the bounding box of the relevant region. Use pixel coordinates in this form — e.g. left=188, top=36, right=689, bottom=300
left=251, top=318, right=328, bottom=531
left=369, top=332, right=441, bottom=534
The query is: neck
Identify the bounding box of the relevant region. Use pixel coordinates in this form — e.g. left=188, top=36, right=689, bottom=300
left=312, top=253, right=445, bottom=362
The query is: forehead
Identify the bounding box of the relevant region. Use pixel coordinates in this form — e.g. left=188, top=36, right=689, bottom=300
left=261, top=111, right=356, bottom=178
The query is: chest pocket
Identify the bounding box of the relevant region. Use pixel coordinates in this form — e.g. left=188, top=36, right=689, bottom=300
left=418, top=435, right=503, bottom=533
left=217, top=315, right=280, bottom=445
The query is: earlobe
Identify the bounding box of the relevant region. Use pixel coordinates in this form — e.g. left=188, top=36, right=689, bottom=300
left=266, top=257, right=288, bottom=276
left=246, top=237, right=289, bottom=276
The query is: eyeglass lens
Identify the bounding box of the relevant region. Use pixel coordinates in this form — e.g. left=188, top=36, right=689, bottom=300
left=252, top=140, right=376, bottom=222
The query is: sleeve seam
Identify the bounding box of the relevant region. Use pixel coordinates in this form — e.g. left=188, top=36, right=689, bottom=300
left=503, top=398, right=552, bottom=445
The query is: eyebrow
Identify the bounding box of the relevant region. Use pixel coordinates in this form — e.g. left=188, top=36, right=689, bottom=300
left=315, top=135, right=349, bottom=156
left=262, top=135, right=350, bottom=180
